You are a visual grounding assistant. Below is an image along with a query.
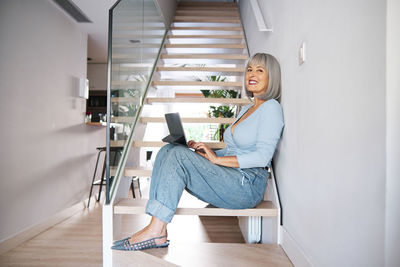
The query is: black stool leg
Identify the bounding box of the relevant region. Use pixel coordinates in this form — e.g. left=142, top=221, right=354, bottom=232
left=101, top=150, right=119, bottom=201
left=87, top=150, right=103, bottom=208
left=112, top=150, right=119, bottom=166
left=137, top=178, right=142, bottom=198
left=131, top=178, right=136, bottom=198
left=97, top=153, right=107, bottom=202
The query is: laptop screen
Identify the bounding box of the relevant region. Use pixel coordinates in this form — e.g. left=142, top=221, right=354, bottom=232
left=163, top=113, right=187, bottom=146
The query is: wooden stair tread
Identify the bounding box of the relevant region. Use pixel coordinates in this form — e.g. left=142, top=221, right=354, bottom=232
left=168, top=34, right=243, bottom=39
left=110, top=140, right=127, bottom=147
left=140, top=117, right=236, bottom=123
left=110, top=167, right=152, bottom=177
left=176, top=11, right=240, bottom=17
left=143, top=243, right=293, bottom=267
left=123, top=167, right=152, bottom=177
left=113, top=53, right=157, bottom=59
left=177, top=7, right=238, bottom=11
left=113, top=34, right=164, bottom=39
left=112, top=66, right=152, bottom=72
left=178, top=1, right=237, bottom=7
left=119, top=117, right=234, bottom=126
left=161, top=54, right=247, bottom=59
left=174, top=17, right=241, bottom=23
left=113, top=43, right=161, bottom=48
left=111, top=97, right=141, bottom=103
left=111, top=81, right=146, bottom=86
left=114, top=198, right=278, bottom=217
left=175, top=13, right=239, bottom=18
left=170, top=26, right=242, bottom=31
left=110, top=140, right=225, bottom=149
left=134, top=141, right=225, bottom=149
left=113, top=26, right=165, bottom=30
left=165, top=43, right=246, bottom=48
left=156, top=66, right=244, bottom=72
left=113, top=250, right=178, bottom=267
left=146, top=97, right=250, bottom=104
left=152, top=80, right=242, bottom=86
left=114, top=18, right=163, bottom=23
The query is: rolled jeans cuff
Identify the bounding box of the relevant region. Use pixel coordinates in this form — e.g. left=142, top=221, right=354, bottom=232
left=145, top=199, right=175, bottom=223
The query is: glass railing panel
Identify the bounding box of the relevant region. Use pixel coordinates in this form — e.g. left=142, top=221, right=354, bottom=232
left=106, top=0, right=166, bottom=204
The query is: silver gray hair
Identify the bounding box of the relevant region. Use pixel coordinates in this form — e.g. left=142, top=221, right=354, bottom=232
left=244, top=53, right=282, bottom=102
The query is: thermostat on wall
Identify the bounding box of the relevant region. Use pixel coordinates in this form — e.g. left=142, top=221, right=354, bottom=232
left=79, top=78, right=89, bottom=99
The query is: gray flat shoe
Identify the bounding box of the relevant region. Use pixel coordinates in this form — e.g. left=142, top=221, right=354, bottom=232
left=111, top=235, right=169, bottom=251
left=113, top=237, right=130, bottom=246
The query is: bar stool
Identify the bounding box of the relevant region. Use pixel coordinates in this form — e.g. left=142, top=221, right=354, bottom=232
left=87, top=146, right=122, bottom=207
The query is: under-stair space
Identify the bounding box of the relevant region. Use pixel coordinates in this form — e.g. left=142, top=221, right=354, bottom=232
left=104, top=1, right=288, bottom=265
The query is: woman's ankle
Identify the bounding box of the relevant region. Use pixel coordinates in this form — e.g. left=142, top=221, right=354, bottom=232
left=148, top=217, right=168, bottom=236
left=146, top=225, right=167, bottom=237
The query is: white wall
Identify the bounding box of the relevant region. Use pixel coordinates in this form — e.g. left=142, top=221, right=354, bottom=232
left=155, top=0, right=177, bottom=28
left=88, top=63, right=107, bottom=91
left=0, top=0, right=105, bottom=242
left=385, top=0, right=400, bottom=266
left=240, top=0, right=386, bottom=266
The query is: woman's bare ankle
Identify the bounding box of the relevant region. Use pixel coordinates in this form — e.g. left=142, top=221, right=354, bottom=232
left=148, top=217, right=167, bottom=235
left=129, top=217, right=168, bottom=244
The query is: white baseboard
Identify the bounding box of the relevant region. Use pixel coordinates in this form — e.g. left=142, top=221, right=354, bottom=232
left=0, top=196, right=96, bottom=255
left=280, top=226, right=313, bottom=267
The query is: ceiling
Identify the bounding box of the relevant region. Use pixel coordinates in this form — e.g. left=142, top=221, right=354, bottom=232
left=71, top=0, right=118, bottom=64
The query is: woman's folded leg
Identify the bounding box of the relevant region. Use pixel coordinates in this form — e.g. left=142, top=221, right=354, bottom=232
left=145, top=145, right=267, bottom=224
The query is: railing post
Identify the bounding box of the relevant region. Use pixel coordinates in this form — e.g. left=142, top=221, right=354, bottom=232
left=102, top=204, right=113, bottom=266
left=106, top=7, right=113, bottom=206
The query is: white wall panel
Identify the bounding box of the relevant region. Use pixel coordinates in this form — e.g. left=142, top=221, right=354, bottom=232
left=240, top=0, right=386, bottom=266
left=0, top=0, right=105, bottom=242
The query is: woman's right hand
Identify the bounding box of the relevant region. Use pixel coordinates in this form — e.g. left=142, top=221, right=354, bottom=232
left=188, top=140, right=205, bottom=153
left=187, top=140, right=197, bottom=148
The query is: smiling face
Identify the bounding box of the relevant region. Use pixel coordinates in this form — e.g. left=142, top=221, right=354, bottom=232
left=245, top=64, right=269, bottom=97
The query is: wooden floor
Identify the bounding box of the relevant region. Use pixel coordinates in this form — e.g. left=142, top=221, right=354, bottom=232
left=0, top=186, right=292, bottom=266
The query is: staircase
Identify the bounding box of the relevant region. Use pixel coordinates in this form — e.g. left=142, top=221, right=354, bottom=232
left=104, top=1, right=288, bottom=266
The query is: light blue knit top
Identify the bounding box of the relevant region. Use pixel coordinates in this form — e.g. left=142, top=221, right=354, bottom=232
left=215, top=99, right=284, bottom=169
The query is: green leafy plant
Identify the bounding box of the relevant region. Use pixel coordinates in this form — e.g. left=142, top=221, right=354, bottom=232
left=208, top=105, right=235, bottom=118
left=200, top=75, right=240, bottom=141
left=200, top=76, right=238, bottom=99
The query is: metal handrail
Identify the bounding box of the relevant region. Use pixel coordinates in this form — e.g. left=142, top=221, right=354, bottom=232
left=105, top=0, right=122, bottom=205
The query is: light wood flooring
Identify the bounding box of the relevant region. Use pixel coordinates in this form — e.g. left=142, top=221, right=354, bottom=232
left=0, top=183, right=292, bottom=266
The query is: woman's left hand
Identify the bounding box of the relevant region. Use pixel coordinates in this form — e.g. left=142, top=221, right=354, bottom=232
left=193, top=142, right=219, bottom=164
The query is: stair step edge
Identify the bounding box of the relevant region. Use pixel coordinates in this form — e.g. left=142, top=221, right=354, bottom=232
left=114, top=199, right=278, bottom=217
left=156, top=67, right=245, bottom=72
left=146, top=98, right=250, bottom=104
left=140, top=117, right=236, bottom=123
left=109, top=141, right=226, bottom=149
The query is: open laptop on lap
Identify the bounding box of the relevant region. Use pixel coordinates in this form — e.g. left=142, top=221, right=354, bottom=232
left=162, top=112, right=188, bottom=147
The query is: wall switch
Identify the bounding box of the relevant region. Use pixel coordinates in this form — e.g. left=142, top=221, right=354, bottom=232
left=299, top=42, right=306, bottom=65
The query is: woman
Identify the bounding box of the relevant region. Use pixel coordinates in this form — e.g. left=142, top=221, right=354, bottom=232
left=112, top=53, right=284, bottom=251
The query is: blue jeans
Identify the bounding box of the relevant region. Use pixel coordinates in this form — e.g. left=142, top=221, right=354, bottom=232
left=145, top=144, right=269, bottom=223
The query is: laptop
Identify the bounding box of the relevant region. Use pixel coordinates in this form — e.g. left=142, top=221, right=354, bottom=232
left=162, top=113, right=188, bottom=146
